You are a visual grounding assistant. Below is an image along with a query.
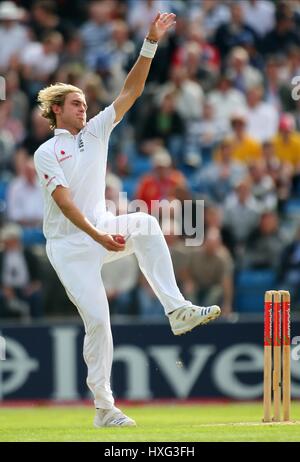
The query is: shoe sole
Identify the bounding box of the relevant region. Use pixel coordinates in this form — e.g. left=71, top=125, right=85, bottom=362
left=94, top=420, right=137, bottom=428
left=171, top=306, right=221, bottom=336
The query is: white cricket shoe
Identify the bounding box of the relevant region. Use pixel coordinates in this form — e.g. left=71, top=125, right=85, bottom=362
left=94, top=406, right=136, bottom=428
left=169, top=305, right=221, bottom=336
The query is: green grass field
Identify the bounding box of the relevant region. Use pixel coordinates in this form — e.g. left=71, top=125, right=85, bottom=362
left=0, top=403, right=300, bottom=442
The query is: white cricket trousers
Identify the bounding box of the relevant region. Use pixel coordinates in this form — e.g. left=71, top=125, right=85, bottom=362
left=46, top=212, right=191, bottom=409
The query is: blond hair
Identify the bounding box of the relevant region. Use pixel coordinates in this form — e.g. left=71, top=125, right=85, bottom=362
left=37, top=82, right=84, bottom=130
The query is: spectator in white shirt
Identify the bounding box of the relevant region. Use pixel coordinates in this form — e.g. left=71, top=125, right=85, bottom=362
left=0, top=1, right=29, bottom=72
left=160, top=66, right=204, bottom=122
left=245, top=85, right=279, bottom=142
left=128, top=0, right=168, bottom=41
left=227, top=47, right=263, bottom=94
left=21, top=31, right=63, bottom=81
left=242, top=0, right=275, bottom=38
left=7, top=158, right=44, bottom=227
left=208, top=74, right=246, bottom=124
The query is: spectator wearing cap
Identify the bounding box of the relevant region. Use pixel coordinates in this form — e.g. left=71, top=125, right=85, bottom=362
left=245, top=85, right=279, bottom=143
left=273, top=114, right=300, bottom=169
left=0, top=223, right=43, bottom=319
left=135, top=148, right=186, bottom=215
left=0, top=1, right=29, bottom=72
left=207, top=73, right=246, bottom=123
left=214, top=2, right=258, bottom=59
left=216, top=110, right=261, bottom=165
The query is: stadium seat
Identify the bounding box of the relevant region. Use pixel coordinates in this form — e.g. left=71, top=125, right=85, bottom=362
left=22, top=228, right=46, bottom=246
left=234, top=269, right=277, bottom=313
left=131, top=157, right=152, bottom=177
left=122, top=177, right=139, bottom=200
left=0, top=180, right=9, bottom=201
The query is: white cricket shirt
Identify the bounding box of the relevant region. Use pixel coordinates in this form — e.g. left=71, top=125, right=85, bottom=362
left=34, top=104, right=120, bottom=239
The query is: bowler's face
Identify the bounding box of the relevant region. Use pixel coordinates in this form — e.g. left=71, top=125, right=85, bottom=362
left=61, top=92, right=87, bottom=131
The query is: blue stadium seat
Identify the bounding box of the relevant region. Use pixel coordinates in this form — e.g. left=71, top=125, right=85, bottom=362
left=235, top=269, right=277, bottom=313
left=22, top=228, right=45, bottom=246
left=122, top=177, right=139, bottom=200
left=0, top=180, right=9, bottom=201
left=284, top=198, right=300, bottom=215
left=131, top=157, right=151, bottom=177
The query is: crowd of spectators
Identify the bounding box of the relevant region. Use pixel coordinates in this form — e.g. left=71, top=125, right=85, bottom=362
left=1, top=0, right=300, bottom=321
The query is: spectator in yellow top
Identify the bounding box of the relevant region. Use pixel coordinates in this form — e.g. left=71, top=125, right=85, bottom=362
left=273, top=114, right=300, bottom=169
left=214, top=109, right=261, bottom=164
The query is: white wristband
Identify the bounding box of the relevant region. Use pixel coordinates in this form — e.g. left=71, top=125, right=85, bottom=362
left=140, top=39, right=158, bottom=59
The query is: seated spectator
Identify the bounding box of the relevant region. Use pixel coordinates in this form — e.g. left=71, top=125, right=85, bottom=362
left=200, top=0, right=231, bottom=40
left=248, top=159, right=277, bottom=210
left=181, top=227, right=234, bottom=318
left=0, top=103, right=15, bottom=175
left=187, top=100, right=228, bottom=165
left=261, top=7, right=300, bottom=56
left=0, top=1, right=29, bottom=72
left=216, top=110, right=261, bottom=164
left=273, top=113, right=300, bottom=169
left=261, top=141, right=292, bottom=211
left=7, top=158, right=44, bottom=228
left=0, top=223, right=43, bottom=319
left=0, top=99, right=25, bottom=145
left=192, top=137, right=246, bottom=203
left=242, top=0, right=275, bottom=38
left=139, top=92, right=185, bottom=165
left=208, top=73, right=246, bottom=125
left=80, top=0, right=113, bottom=69
left=135, top=147, right=186, bottom=215
left=245, top=85, right=279, bottom=143
left=159, top=66, right=204, bottom=122
left=226, top=47, right=263, bottom=94
left=243, top=211, right=287, bottom=270
left=101, top=254, right=139, bottom=315
left=22, top=107, right=51, bottom=155
left=127, top=0, right=167, bottom=42
left=30, top=0, right=74, bottom=41
left=20, top=31, right=63, bottom=98
left=214, top=3, right=258, bottom=59
left=5, top=70, right=29, bottom=126
left=223, top=176, right=261, bottom=259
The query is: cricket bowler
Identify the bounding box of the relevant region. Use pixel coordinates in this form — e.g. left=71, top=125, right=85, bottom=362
left=34, top=12, right=221, bottom=427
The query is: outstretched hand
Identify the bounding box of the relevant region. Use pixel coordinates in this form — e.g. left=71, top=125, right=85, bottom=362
left=147, top=12, right=176, bottom=42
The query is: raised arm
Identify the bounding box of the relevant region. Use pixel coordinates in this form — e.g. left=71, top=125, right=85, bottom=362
left=113, top=12, right=176, bottom=123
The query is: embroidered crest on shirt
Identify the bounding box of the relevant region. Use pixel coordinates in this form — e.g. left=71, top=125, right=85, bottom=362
left=58, top=149, right=73, bottom=163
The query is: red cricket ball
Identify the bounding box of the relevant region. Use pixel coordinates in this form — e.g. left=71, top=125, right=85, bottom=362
left=113, top=235, right=125, bottom=244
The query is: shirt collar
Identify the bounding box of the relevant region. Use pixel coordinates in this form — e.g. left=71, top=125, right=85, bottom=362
left=54, top=128, right=77, bottom=137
